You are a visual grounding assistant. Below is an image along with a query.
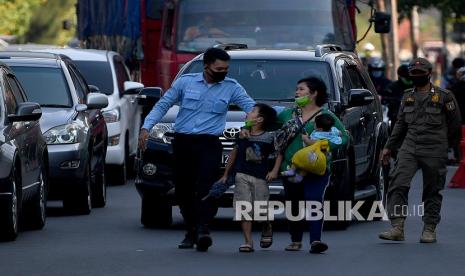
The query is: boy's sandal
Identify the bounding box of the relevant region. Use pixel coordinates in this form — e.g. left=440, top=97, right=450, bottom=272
left=239, top=244, right=254, bottom=253
left=285, top=242, right=302, bottom=251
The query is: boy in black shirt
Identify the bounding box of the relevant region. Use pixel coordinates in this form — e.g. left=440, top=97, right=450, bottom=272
left=219, top=103, right=282, bottom=252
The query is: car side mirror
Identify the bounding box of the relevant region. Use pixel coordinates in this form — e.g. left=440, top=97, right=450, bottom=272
left=124, top=81, right=144, bottom=95
left=348, top=89, right=374, bottom=107
left=373, top=12, right=391, bottom=33
left=86, top=93, right=108, bottom=109
left=8, top=102, right=42, bottom=122
left=88, top=85, right=100, bottom=93
left=137, top=87, right=163, bottom=106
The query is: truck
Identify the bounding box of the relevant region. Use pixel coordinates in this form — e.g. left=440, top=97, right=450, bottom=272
left=77, top=0, right=389, bottom=89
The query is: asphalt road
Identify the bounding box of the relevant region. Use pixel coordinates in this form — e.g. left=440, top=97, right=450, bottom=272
left=1, top=167, right=464, bottom=276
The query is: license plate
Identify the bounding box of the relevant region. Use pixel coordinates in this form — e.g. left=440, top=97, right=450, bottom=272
left=221, top=153, right=230, bottom=166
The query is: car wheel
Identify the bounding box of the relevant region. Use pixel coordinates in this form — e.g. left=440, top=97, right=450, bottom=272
left=108, top=144, right=128, bottom=186
left=22, top=166, right=47, bottom=230
left=91, top=158, right=106, bottom=208
left=0, top=167, right=20, bottom=241
left=141, top=197, right=172, bottom=228
left=324, top=152, right=354, bottom=230
left=63, top=163, right=92, bottom=215
left=359, top=165, right=388, bottom=221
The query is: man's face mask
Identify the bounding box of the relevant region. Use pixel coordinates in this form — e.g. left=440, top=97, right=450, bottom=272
left=206, top=67, right=228, bottom=82
left=295, top=95, right=311, bottom=107
left=410, top=74, right=430, bottom=87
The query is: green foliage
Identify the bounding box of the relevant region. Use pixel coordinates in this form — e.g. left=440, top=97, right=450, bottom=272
left=398, top=0, right=465, bottom=18
left=23, top=0, right=76, bottom=45
left=0, top=0, right=43, bottom=37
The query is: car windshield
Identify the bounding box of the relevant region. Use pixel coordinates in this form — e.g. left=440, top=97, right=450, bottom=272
left=72, top=61, right=114, bottom=95
left=177, top=0, right=354, bottom=53
left=183, top=59, right=334, bottom=100
left=11, top=66, right=73, bottom=107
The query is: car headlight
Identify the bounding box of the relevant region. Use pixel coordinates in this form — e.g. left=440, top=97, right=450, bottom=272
left=44, top=123, right=84, bottom=145
left=149, top=123, right=173, bottom=144
left=103, top=108, right=120, bottom=123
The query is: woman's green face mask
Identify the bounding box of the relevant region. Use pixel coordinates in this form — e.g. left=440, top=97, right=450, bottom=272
left=295, top=95, right=311, bottom=107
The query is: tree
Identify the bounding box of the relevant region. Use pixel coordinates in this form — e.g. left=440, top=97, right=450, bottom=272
left=23, top=0, right=76, bottom=45
left=0, top=0, right=42, bottom=39
left=398, top=0, right=465, bottom=18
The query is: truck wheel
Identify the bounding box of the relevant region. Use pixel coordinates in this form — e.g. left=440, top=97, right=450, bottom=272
left=0, top=167, right=20, bottom=241
left=91, top=154, right=107, bottom=208
left=22, top=166, right=47, bottom=230
left=141, top=197, right=172, bottom=228
left=64, top=164, right=92, bottom=215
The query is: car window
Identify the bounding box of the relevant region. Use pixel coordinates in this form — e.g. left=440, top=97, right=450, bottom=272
left=346, top=65, right=367, bottom=89
left=183, top=59, right=334, bottom=101
left=9, top=66, right=73, bottom=108
left=6, top=75, right=26, bottom=103
left=73, top=60, right=114, bottom=95
left=68, top=65, right=88, bottom=103
left=113, top=56, right=130, bottom=97
left=3, top=76, right=17, bottom=115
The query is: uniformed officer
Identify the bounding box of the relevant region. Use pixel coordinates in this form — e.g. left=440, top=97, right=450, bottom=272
left=379, top=57, right=462, bottom=243
left=138, top=48, right=255, bottom=251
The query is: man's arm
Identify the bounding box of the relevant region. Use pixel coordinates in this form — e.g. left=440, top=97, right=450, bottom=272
left=230, top=85, right=255, bottom=113
left=141, top=80, right=182, bottom=131
left=444, top=92, right=462, bottom=149
left=138, top=79, right=182, bottom=150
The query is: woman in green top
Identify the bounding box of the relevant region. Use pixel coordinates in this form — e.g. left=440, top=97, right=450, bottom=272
left=275, top=77, right=348, bottom=254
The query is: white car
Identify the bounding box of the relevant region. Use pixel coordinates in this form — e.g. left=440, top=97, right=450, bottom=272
left=40, top=48, right=144, bottom=185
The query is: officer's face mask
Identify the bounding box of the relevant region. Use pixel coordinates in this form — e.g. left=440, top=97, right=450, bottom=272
left=410, top=74, right=430, bottom=87
left=206, top=66, right=228, bottom=82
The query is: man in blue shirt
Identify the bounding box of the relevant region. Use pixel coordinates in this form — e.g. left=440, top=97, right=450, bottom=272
left=139, top=48, right=255, bottom=252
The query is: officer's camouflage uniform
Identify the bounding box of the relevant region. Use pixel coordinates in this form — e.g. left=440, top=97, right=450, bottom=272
left=384, top=85, right=461, bottom=225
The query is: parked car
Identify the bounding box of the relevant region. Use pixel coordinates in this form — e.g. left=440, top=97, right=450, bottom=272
left=0, top=61, right=48, bottom=241
left=0, top=52, right=109, bottom=215
left=135, top=45, right=389, bottom=228
left=36, top=48, right=144, bottom=185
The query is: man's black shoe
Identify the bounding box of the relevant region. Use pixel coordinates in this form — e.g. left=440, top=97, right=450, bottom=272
left=178, top=231, right=197, bottom=249
left=196, top=234, right=212, bottom=252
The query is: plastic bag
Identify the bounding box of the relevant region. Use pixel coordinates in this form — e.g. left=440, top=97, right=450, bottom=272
left=291, top=140, right=330, bottom=176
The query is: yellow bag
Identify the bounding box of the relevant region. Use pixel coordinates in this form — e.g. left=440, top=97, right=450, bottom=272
left=291, top=140, right=330, bottom=176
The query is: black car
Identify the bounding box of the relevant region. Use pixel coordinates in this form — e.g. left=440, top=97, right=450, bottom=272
left=0, top=61, right=48, bottom=241
left=136, top=45, right=389, bottom=228
left=0, top=52, right=108, bottom=215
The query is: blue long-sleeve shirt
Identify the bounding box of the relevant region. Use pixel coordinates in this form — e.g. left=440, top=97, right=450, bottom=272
left=142, top=73, right=255, bottom=136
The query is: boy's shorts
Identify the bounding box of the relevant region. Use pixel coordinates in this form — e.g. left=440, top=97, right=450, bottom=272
left=233, top=172, right=270, bottom=221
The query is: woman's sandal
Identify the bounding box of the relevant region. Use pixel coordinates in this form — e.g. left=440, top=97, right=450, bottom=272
left=239, top=244, right=254, bottom=253
left=260, top=223, right=273, bottom=248
left=285, top=242, right=302, bottom=251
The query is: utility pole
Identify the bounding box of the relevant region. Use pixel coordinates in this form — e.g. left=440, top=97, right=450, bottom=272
left=388, top=0, right=400, bottom=80
left=376, top=0, right=391, bottom=78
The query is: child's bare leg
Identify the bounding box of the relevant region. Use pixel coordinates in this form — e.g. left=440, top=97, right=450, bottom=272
left=241, top=221, right=253, bottom=245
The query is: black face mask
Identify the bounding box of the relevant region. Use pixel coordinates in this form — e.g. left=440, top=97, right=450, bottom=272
left=410, top=75, right=430, bottom=87
left=207, top=68, right=228, bottom=82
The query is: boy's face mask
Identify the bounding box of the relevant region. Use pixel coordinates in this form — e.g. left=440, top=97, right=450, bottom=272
left=244, top=119, right=255, bottom=128
left=295, top=95, right=311, bottom=107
